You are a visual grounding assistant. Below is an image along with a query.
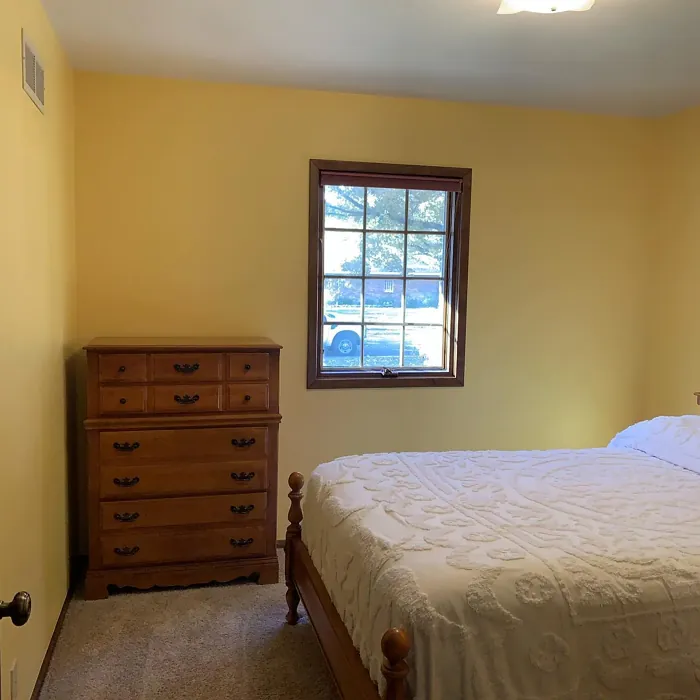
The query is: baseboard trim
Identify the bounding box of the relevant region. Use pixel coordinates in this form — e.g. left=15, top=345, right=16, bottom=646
left=29, top=592, right=70, bottom=700
left=29, top=557, right=82, bottom=700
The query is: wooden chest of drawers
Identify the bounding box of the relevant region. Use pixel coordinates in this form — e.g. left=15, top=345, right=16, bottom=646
left=83, top=337, right=281, bottom=599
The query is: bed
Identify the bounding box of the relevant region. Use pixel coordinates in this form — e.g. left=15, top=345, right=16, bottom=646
left=284, top=415, right=700, bottom=700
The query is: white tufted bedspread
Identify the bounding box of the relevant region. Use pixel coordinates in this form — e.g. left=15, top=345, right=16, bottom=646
left=302, top=417, right=700, bottom=700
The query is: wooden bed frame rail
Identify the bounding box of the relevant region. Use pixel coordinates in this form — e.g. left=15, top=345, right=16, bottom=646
left=284, top=472, right=411, bottom=700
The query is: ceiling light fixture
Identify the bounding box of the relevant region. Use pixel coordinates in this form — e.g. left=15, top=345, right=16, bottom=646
left=498, top=0, right=595, bottom=13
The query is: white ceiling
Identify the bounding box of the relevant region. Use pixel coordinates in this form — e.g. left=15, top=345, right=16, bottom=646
left=42, top=0, right=700, bottom=116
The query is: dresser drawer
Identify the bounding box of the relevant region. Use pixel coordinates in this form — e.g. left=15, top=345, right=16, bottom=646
left=100, top=427, right=268, bottom=465
left=99, top=354, right=148, bottom=383
left=100, top=461, right=267, bottom=499
left=152, top=385, right=223, bottom=413
left=99, top=386, right=148, bottom=415
left=101, top=525, right=266, bottom=567
left=152, top=353, right=223, bottom=382
left=229, top=353, right=269, bottom=381
left=101, top=493, right=267, bottom=530
left=227, top=383, right=269, bottom=412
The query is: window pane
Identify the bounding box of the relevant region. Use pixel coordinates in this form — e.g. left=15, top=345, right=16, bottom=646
left=322, top=324, right=362, bottom=368
left=324, top=278, right=362, bottom=323
left=324, top=185, right=364, bottom=229
left=404, top=326, right=444, bottom=368
left=405, top=280, right=444, bottom=324
left=364, top=326, right=402, bottom=367
left=364, top=279, right=403, bottom=323
left=366, top=233, right=404, bottom=276
left=406, top=234, right=445, bottom=277
left=324, top=231, right=363, bottom=276
left=366, top=188, right=406, bottom=230
left=408, top=190, right=446, bottom=231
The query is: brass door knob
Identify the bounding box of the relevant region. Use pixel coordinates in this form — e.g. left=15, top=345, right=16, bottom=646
left=0, top=592, right=31, bottom=626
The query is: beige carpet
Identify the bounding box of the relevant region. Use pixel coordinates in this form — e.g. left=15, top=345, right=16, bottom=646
left=40, top=555, right=338, bottom=700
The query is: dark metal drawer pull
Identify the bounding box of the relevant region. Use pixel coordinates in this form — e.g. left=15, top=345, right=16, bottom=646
left=113, top=442, right=140, bottom=452
left=119, top=398, right=127, bottom=405
left=230, top=471, right=255, bottom=481
left=230, top=538, right=254, bottom=547
left=231, top=438, right=256, bottom=448
left=230, top=505, right=255, bottom=515
left=118, top=366, right=126, bottom=373
left=244, top=395, right=252, bottom=401
left=244, top=363, right=252, bottom=371
left=174, top=394, right=199, bottom=405
left=114, top=546, right=140, bottom=557
left=113, top=477, right=140, bottom=488
left=113, top=512, right=140, bottom=522
left=174, top=363, right=200, bottom=374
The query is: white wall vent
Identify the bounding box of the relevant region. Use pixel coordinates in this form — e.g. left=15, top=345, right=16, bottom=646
left=22, top=31, right=45, bottom=113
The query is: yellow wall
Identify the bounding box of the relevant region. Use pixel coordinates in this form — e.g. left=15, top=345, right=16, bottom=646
left=0, top=2, right=75, bottom=698
left=0, top=10, right=690, bottom=691
left=646, top=107, right=700, bottom=417
left=74, top=73, right=655, bottom=536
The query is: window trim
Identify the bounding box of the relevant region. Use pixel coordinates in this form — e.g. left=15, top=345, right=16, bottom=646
left=307, top=159, right=472, bottom=390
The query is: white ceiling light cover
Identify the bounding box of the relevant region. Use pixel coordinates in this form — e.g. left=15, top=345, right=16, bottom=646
left=498, top=0, right=595, bottom=13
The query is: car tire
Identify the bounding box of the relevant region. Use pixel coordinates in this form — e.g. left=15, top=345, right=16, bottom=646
left=331, top=331, right=360, bottom=356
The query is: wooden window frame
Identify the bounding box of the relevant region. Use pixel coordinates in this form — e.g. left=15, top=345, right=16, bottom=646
left=307, top=159, right=471, bottom=390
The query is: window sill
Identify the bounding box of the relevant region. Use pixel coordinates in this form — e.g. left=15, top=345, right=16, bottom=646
left=307, top=371, right=464, bottom=390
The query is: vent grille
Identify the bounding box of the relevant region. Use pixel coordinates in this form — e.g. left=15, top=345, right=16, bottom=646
left=35, top=62, right=45, bottom=105
left=22, top=31, right=44, bottom=113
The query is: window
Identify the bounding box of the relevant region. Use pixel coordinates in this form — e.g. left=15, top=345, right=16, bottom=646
left=307, top=160, right=471, bottom=389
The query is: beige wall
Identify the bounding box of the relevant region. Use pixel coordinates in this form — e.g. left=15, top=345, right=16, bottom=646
left=645, top=107, right=700, bottom=417
left=0, top=1, right=76, bottom=698
left=74, top=73, right=655, bottom=536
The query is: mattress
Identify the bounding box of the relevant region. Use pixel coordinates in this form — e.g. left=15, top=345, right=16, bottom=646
left=301, top=416, right=700, bottom=700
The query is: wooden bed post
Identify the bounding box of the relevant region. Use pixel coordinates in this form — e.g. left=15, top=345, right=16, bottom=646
left=381, top=627, right=411, bottom=700
left=285, top=471, right=304, bottom=625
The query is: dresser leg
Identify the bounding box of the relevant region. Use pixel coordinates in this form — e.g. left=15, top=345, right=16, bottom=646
left=84, top=572, right=109, bottom=601
left=258, top=560, right=279, bottom=585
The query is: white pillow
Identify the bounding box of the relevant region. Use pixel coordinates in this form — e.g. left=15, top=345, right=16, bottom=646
left=609, top=415, right=700, bottom=473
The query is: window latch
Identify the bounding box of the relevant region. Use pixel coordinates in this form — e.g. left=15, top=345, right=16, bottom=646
left=381, top=368, right=398, bottom=378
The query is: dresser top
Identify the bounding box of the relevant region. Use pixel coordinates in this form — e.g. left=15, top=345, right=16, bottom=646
left=85, top=336, right=282, bottom=352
